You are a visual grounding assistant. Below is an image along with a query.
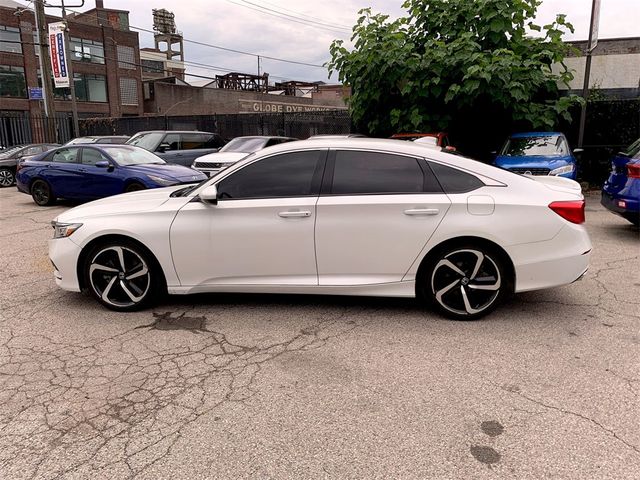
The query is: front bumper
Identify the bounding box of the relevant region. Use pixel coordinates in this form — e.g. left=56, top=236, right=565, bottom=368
left=49, top=236, right=82, bottom=292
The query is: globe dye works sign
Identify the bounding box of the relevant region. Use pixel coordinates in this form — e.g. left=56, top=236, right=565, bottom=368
left=239, top=99, right=346, bottom=113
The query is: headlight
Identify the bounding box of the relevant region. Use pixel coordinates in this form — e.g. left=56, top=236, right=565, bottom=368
left=549, top=165, right=575, bottom=176
left=147, top=174, right=177, bottom=186
left=51, top=221, right=82, bottom=239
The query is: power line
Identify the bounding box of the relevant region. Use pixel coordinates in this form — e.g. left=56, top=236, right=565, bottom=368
left=223, top=0, right=351, bottom=34
left=252, top=0, right=353, bottom=30
left=60, top=5, right=330, bottom=69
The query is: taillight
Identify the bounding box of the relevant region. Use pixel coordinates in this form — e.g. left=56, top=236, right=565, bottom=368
left=549, top=200, right=585, bottom=224
left=627, top=162, right=640, bottom=179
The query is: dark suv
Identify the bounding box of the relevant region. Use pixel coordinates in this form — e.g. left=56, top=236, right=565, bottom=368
left=0, top=143, right=60, bottom=187
left=126, top=131, right=225, bottom=167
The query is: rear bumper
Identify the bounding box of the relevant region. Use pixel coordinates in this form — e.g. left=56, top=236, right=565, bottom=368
left=49, top=237, right=82, bottom=292
left=506, top=223, right=592, bottom=293
left=601, top=190, right=639, bottom=215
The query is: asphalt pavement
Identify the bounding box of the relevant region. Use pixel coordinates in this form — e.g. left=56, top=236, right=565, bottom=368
left=0, top=187, right=638, bottom=479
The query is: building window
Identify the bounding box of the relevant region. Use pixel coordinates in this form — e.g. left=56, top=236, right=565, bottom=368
left=141, top=59, right=164, bottom=74
left=117, top=45, right=135, bottom=69
left=0, top=25, right=22, bottom=54
left=0, top=65, right=26, bottom=97
left=119, top=77, right=138, bottom=105
left=69, top=37, right=104, bottom=64
left=75, top=73, right=107, bottom=102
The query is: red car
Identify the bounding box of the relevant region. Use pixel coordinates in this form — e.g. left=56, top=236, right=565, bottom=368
left=390, top=132, right=455, bottom=151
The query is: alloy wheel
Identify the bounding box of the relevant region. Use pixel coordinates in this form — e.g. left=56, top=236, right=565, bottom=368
left=430, top=249, right=502, bottom=316
left=0, top=169, right=14, bottom=187
left=32, top=180, right=51, bottom=205
left=88, top=246, right=151, bottom=308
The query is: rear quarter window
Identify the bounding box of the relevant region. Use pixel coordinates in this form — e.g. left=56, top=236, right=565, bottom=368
left=429, top=162, right=484, bottom=193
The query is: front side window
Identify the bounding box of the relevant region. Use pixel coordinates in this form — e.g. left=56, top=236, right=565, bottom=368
left=0, top=25, right=21, bottom=54
left=50, top=148, right=79, bottom=164
left=81, top=148, right=109, bottom=166
left=331, top=150, right=439, bottom=195
left=217, top=150, right=323, bottom=200
left=0, top=65, right=26, bottom=97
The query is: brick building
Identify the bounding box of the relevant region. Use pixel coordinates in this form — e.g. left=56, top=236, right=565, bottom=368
left=0, top=0, right=143, bottom=121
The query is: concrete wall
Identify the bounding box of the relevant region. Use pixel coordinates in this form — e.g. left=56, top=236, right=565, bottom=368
left=144, top=82, right=347, bottom=116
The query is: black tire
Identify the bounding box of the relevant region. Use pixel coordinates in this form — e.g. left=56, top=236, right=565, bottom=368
left=31, top=179, right=56, bottom=206
left=0, top=167, right=15, bottom=187
left=83, top=239, right=163, bottom=311
left=418, top=242, right=511, bottom=321
left=125, top=182, right=146, bottom=193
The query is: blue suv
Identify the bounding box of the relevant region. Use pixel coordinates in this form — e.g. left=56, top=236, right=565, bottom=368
left=494, top=132, right=580, bottom=180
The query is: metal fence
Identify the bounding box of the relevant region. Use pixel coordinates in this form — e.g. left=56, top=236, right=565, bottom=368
left=0, top=111, right=74, bottom=147
left=79, top=111, right=353, bottom=140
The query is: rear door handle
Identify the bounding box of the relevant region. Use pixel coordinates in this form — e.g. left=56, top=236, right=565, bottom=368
left=278, top=210, right=311, bottom=218
left=404, top=208, right=439, bottom=216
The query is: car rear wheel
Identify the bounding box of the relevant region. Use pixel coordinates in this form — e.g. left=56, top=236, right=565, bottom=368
left=421, top=244, right=510, bottom=320
left=125, top=182, right=145, bottom=193
left=84, top=240, right=162, bottom=311
left=0, top=168, right=15, bottom=187
left=31, top=179, right=56, bottom=206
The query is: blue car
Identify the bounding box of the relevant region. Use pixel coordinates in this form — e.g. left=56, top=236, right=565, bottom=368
left=494, top=132, right=580, bottom=180
left=601, top=138, right=640, bottom=227
left=16, top=145, right=207, bottom=206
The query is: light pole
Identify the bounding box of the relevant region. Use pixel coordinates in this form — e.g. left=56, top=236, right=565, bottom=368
left=577, top=0, right=601, bottom=148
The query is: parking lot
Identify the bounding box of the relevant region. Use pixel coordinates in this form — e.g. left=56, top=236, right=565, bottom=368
left=0, top=187, right=638, bottom=479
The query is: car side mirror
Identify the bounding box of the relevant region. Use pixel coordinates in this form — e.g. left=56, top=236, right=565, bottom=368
left=95, top=160, right=110, bottom=168
left=573, top=148, right=584, bottom=155
left=157, top=143, right=171, bottom=153
left=199, top=185, right=218, bottom=205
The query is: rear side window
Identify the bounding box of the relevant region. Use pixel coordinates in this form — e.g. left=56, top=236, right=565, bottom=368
left=330, top=150, right=441, bottom=195
left=217, top=150, right=323, bottom=199
left=181, top=133, right=209, bottom=150
left=50, top=148, right=79, bottom=164
left=429, top=162, right=484, bottom=193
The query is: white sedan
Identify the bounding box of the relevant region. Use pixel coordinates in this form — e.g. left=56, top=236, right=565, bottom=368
left=49, top=138, right=591, bottom=320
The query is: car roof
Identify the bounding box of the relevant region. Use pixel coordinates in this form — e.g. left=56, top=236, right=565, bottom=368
left=131, top=130, right=215, bottom=135
left=511, top=132, right=563, bottom=138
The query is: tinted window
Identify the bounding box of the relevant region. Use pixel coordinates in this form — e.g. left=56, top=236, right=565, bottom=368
left=181, top=133, right=208, bottom=150
left=50, top=148, right=79, bottom=164
left=429, top=162, right=484, bottom=193
left=331, top=151, right=438, bottom=195
left=217, top=151, right=322, bottom=199
left=163, top=133, right=181, bottom=151
left=81, top=148, right=109, bottom=166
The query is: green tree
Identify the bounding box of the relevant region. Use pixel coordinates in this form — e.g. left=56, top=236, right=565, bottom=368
left=328, top=0, right=580, bottom=156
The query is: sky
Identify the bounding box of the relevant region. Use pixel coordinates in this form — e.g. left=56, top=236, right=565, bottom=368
left=43, top=0, right=640, bottom=84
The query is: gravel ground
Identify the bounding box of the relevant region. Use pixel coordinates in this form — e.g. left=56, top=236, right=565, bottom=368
left=0, top=187, right=638, bottom=479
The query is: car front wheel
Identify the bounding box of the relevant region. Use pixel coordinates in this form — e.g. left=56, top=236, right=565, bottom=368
left=84, top=240, right=162, bottom=311
left=0, top=167, right=15, bottom=187
left=421, top=245, right=510, bottom=320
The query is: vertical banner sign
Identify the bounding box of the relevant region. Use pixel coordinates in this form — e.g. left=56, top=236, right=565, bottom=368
left=48, top=22, right=69, bottom=88
left=588, top=0, right=601, bottom=52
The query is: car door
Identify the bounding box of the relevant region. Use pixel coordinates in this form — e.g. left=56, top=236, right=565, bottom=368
left=315, top=149, right=451, bottom=285
left=155, top=133, right=183, bottom=164
left=170, top=149, right=326, bottom=287
left=171, top=133, right=217, bottom=166
left=78, top=147, right=125, bottom=198
left=45, top=147, right=83, bottom=197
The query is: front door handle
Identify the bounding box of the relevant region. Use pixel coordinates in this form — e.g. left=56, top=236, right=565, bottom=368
left=404, top=208, right=439, bottom=216
left=278, top=210, right=311, bottom=218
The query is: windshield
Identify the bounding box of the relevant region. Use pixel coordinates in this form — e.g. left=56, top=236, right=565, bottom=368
left=126, top=132, right=165, bottom=151
left=107, top=147, right=166, bottom=166
left=0, top=145, right=25, bottom=158
left=501, top=136, right=568, bottom=156
left=220, top=137, right=267, bottom=153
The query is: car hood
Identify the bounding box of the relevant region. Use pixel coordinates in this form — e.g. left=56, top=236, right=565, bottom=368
left=194, top=152, right=248, bottom=164
left=494, top=155, right=574, bottom=169
left=55, top=185, right=187, bottom=222
left=124, top=163, right=205, bottom=181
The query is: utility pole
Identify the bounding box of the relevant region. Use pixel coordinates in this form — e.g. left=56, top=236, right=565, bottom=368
left=60, top=0, right=80, bottom=138
left=34, top=0, right=58, bottom=142
left=577, top=0, right=601, bottom=148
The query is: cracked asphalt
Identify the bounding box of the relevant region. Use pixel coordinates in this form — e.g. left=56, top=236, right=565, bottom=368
left=0, top=188, right=638, bottom=479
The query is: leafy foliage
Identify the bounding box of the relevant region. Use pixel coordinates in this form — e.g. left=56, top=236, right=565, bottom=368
left=328, top=0, right=581, bottom=155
